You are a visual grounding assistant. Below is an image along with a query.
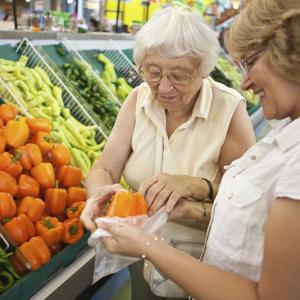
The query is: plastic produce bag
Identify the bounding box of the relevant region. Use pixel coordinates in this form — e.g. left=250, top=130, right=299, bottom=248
left=88, top=207, right=168, bottom=283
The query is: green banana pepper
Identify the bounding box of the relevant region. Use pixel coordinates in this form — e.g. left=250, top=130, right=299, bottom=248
left=0, top=271, right=14, bottom=293
left=34, top=66, right=53, bottom=87
left=52, top=86, right=64, bottom=107
left=64, top=120, right=87, bottom=147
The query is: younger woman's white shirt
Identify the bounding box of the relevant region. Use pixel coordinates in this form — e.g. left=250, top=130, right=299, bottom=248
left=202, top=117, right=300, bottom=281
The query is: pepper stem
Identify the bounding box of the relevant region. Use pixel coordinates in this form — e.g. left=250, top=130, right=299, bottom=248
left=69, top=224, right=78, bottom=235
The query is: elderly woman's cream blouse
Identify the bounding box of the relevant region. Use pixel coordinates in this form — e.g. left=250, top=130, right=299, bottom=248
left=123, top=78, right=244, bottom=191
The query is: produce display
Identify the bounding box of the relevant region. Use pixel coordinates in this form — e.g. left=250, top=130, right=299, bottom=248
left=0, top=103, right=87, bottom=294
left=216, top=55, right=259, bottom=106
left=95, top=53, right=133, bottom=102
left=0, top=247, right=20, bottom=293
left=53, top=43, right=120, bottom=132
left=0, top=55, right=104, bottom=177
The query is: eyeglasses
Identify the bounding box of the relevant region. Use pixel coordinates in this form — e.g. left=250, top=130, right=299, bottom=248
left=139, top=62, right=201, bottom=86
left=239, top=49, right=264, bottom=74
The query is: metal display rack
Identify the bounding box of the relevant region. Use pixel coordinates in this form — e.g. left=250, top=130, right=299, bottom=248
left=61, top=37, right=122, bottom=107
left=0, top=78, right=31, bottom=117
left=15, top=38, right=108, bottom=141
left=101, top=39, right=143, bottom=88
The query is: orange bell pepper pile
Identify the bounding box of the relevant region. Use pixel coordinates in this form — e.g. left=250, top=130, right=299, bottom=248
left=66, top=201, right=85, bottom=219
left=16, top=236, right=51, bottom=271
left=45, top=181, right=67, bottom=216
left=62, top=218, right=84, bottom=244
left=17, top=197, right=46, bottom=223
left=0, top=103, right=87, bottom=274
left=0, top=192, right=16, bottom=221
left=35, top=217, right=64, bottom=246
left=67, top=187, right=87, bottom=206
left=106, top=191, right=148, bottom=218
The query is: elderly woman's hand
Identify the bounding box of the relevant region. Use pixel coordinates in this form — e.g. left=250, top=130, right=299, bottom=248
left=139, top=173, right=205, bottom=215
left=80, top=183, right=125, bottom=231
left=169, top=200, right=211, bottom=225
left=100, top=222, right=153, bottom=258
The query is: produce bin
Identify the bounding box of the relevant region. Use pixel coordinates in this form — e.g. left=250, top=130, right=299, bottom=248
left=0, top=39, right=108, bottom=298
left=0, top=233, right=89, bottom=300
left=38, top=39, right=121, bottom=133
left=16, top=38, right=108, bottom=140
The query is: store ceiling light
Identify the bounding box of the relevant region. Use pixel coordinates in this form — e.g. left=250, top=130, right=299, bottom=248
left=67, top=0, right=73, bottom=3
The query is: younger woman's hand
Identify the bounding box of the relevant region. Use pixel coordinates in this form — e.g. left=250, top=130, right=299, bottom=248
left=168, top=200, right=211, bottom=225
left=100, top=222, right=152, bottom=258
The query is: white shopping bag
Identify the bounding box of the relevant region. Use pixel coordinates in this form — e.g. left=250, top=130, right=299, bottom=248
left=88, top=207, right=168, bottom=283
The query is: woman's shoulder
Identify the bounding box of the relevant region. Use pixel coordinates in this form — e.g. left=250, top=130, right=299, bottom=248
left=208, top=77, right=245, bottom=104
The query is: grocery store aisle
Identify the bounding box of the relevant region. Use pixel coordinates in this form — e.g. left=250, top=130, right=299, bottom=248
left=81, top=268, right=131, bottom=300
left=110, top=279, right=131, bottom=300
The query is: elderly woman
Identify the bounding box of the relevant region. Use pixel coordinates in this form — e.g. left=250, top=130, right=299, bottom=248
left=81, top=7, right=255, bottom=300
left=96, top=1, right=300, bottom=299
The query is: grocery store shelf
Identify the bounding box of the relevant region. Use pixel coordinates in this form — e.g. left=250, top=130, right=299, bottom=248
left=0, top=31, right=135, bottom=50
left=30, top=248, right=96, bottom=300
left=0, top=30, right=134, bottom=41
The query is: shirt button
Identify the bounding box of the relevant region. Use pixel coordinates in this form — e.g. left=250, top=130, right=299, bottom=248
left=250, top=155, right=256, bottom=160
left=227, top=192, right=233, bottom=199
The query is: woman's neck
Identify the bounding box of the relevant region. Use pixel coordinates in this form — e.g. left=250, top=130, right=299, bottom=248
left=165, top=102, right=195, bottom=137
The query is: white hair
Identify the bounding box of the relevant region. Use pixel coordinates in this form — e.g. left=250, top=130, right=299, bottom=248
left=133, top=7, right=221, bottom=75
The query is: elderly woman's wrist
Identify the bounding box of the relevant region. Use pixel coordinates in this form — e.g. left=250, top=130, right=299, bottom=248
left=190, top=177, right=213, bottom=201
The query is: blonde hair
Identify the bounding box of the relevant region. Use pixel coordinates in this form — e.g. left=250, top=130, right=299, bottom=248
left=225, top=0, right=300, bottom=83
left=133, top=7, right=220, bottom=75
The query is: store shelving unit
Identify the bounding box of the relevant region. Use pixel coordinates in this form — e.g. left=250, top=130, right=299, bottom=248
left=0, top=39, right=109, bottom=299
left=100, top=39, right=143, bottom=88
left=61, top=37, right=122, bottom=107
left=0, top=78, right=31, bottom=117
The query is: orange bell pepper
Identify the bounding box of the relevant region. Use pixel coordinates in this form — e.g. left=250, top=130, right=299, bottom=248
left=66, top=201, right=85, bottom=219
left=3, top=213, right=36, bottom=245
left=0, top=192, right=16, bottom=221
left=67, top=187, right=87, bottom=207
left=49, top=144, right=71, bottom=167
left=45, top=181, right=67, bottom=216
left=62, top=218, right=84, bottom=244
left=31, top=162, right=55, bottom=188
left=26, top=118, right=51, bottom=134
left=36, top=216, right=63, bottom=246
left=0, top=104, right=17, bottom=123
left=16, top=236, right=51, bottom=271
left=18, top=174, right=40, bottom=198
left=106, top=191, right=148, bottom=218
left=57, top=165, right=82, bottom=187
left=3, top=118, right=30, bottom=148
left=0, top=170, right=18, bottom=196
left=0, top=151, right=23, bottom=177
left=33, top=131, right=54, bottom=154
left=17, top=196, right=46, bottom=223
left=17, top=143, right=42, bottom=170
left=0, top=135, right=6, bottom=154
